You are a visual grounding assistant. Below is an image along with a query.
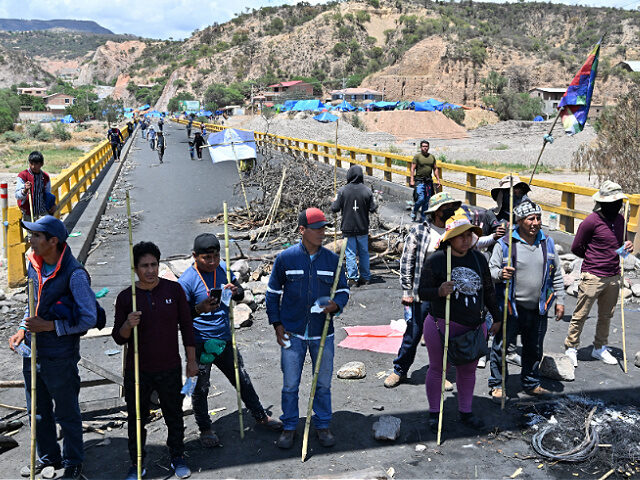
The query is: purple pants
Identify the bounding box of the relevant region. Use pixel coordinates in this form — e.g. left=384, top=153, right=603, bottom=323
left=423, top=314, right=487, bottom=413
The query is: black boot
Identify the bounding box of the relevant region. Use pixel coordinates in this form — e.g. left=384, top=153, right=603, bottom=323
left=428, top=412, right=439, bottom=434
left=459, top=411, right=485, bottom=431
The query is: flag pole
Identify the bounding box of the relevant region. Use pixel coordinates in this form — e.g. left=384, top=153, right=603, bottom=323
left=334, top=118, right=339, bottom=249
left=528, top=108, right=563, bottom=186
left=28, top=279, right=36, bottom=480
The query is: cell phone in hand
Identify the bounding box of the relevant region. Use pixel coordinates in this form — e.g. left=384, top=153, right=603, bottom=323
left=210, top=288, right=222, bottom=303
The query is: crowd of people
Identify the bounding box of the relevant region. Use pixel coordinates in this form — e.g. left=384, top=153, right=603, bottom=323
left=4, top=135, right=635, bottom=479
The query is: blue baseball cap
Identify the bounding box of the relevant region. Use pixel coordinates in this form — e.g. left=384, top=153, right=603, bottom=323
left=21, top=215, right=68, bottom=243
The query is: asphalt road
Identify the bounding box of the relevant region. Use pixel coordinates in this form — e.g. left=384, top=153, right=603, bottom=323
left=1, top=121, right=640, bottom=479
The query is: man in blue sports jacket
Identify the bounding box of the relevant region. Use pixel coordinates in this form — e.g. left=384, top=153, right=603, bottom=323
left=266, top=207, right=350, bottom=450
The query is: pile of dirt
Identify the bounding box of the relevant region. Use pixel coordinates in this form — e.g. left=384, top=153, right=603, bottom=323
left=360, top=110, right=468, bottom=140
left=463, top=108, right=500, bottom=130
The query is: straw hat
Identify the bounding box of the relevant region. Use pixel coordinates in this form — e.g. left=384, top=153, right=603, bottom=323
left=592, top=180, right=627, bottom=203
left=490, top=175, right=531, bottom=201
left=425, top=192, right=462, bottom=214
left=439, top=216, right=483, bottom=245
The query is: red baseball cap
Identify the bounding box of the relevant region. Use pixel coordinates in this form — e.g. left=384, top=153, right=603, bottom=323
left=298, top=207, right=331, bottom=229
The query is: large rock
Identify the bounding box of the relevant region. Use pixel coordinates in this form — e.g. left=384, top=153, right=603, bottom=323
left=0, top=289, right=5, bottom=301
left=560, top=253, right=577, bottom=262
left=337, top=361, right=366, bottom=379
left=239, top=290, right=255, bottom=305
left=623, top=254, right=638, bottom=271
left=631, top=283, right=640, bottom=297
left=11, top=293, right=28, bottom=303
left=167, top=258, right=193, bottom=277
left=233, top=304, right=253, bottom=328
left=635, top=351, right=640, bottom=368
left=622, top=287, right=633, bottom=300
left=254, top=294, right=265, bottom=304
left=372, top=415, right=401, bottom=441
left=540, top=353, right=575, bottom=381
left=231, top=259, right=250, bottom=282
left=562, top=261, right=574, bottom=274
left=245, top=281, right=267, bottom=295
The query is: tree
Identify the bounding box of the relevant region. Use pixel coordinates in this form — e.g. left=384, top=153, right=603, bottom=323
left=0, top=88, right=21, bottom=133
left=204, top=83, right=244, bottom=110
left=480, top=70, right=507, bottom=96
left=573, top=82, right=640, bottom=194
left=483, top=91, right=543, bottom=121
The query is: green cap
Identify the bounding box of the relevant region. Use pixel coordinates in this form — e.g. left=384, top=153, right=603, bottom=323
left=425, top=192, right=462, bottom=214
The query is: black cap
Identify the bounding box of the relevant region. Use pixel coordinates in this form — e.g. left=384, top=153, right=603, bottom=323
left=193, top=233, right=220, bottom=254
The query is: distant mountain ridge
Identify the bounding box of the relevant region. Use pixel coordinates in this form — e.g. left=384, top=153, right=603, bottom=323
left=0, top=19, right=113, bottom=34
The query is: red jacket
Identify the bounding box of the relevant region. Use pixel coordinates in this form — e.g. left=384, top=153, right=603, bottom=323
left=17, top=169, right=50, bottom=214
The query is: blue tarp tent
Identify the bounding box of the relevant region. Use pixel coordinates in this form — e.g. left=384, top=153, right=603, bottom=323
left=61, top=115, right=75, bottom=123
left=138, top=104, right=150, bottom=111
left=124, top=112, right=134, bottom=118
left=291, top=99, right=325, bottom=111
left=283, top=100, right=298, bottom=111
left=367, top=101, right=398, bottom=111
left=533, top=115, right=544, bottom=122
left=335, top=100, right=355, bottom=112
left=123, top=107, right=133, bottom=112
left=441, top=102, right=462, bottom=110
left=414, top=101, right=436, bottom=112
left=313, top=112, right=338, bottom=123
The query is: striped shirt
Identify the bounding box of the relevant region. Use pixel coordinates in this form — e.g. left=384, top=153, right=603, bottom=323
left=400, top=221, right=444, bottom=301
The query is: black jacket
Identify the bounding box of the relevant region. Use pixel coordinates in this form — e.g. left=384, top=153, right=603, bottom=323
left=331, top=165, right=377, bottom=236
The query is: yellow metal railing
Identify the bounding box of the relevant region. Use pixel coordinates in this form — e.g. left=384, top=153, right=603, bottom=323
left=7, top=126, right=130, bottom=286
left=171, top=117, right=640, bottom=238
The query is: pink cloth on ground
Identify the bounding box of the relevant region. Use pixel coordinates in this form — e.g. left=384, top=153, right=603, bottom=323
left=338, top=325, right=404, bottom=354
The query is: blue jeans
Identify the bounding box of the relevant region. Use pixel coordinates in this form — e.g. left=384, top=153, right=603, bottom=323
left=489, top=305, right=548, bottom=391
left=23, top=354, right=83, bottom=467
left=393, top=301, right=428, bottom=376
left=413, top=180, right=435, bottom=219
left=141, top=129, right=146, bottom=139
left=345, top=235, right=370, bottom=281
left=280, top=335, right=334, bottom=431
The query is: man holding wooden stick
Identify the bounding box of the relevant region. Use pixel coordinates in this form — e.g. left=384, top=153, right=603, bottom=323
left=563, top=181, right=633, bottom=367
left=488, top=201, right=565, bottom=403
left=15, top=151, right=56, bottom=221
left=266, top=208, right=350, bottom=449
left=8, top=216, right=97, bottom=480
left=113, top=241, right=197, bottom=480
left=178, top=233, right=282, bottom=448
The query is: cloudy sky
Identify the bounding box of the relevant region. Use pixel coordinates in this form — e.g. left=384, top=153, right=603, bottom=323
left=0, top=0, right=638, bottom=40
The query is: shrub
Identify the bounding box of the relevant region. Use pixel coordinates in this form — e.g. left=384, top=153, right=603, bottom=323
left=443, top=107, right=466, bottom=126
left=52, top=123, right=72, bottom=141
left=2, top=130, right=24, bottom=143
left=26, top=123, right=44, bottom=138
left=356, top=11, right=371, bottom=24
left=36, top=129, right=51, bottom=142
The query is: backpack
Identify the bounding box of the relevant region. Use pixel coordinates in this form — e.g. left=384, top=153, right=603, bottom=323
left=108, top=130, right=120, bottom=143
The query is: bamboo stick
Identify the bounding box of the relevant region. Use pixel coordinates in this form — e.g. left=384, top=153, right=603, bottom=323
left=621, top=200, right=630, bottom=373
left=126, top=191, right=142, bottom=479
left=334, top=119, right=338, bottom=249
left=301, top=239, right=348, bottom=462
left=28, top=279, right=36, bottom=480
left=528, top=109, right=562, bottom=185
left=436, top=246, right=452, bottom=446
left=27, top=190, right=35, bottom=222
left=501, top=175, right=515, bottom=410
left=224, top=202, right=244, bottom=439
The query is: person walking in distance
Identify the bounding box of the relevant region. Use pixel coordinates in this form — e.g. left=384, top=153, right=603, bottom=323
left=564, top=181, right=633, bottom=367
left=410, top=140, right=441, bottom=222
left=147, top=126, right=157, bottom=151
left=107, top=126, right=124, bottom=161
left=192, top=131, right=206, bottom=160
left=156, top=131, right=166, bottom=164
left=330, top=165, right=377, bottom=287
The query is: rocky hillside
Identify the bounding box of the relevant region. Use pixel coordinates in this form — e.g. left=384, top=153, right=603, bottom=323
left=0, top=19, right=113, bottom=34
left=0, top=44, right=53, bottom=88
left=2, top=1, right=639, bottom=109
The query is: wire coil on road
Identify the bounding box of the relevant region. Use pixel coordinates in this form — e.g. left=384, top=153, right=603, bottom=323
left=531, top=407, right=599, bottom=462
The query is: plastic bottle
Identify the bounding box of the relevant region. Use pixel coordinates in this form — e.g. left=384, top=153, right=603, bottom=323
left=549, top=213, right=559, bottom=230
left=14, top=343, right=31, bottom=358
left=404, top=305, right=413, bottom=322
left=282, top=333, right=291, bottom=349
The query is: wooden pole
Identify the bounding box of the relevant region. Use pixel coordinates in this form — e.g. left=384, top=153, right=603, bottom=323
left=224, top=202, right=244, bottom=439
left=28, top=278, right=36, bottom=480
left=501, top=175, right=515, bottom=410
left=230, top=142, right=252, bottom=220
left=528, top=109, right=563, bottom=185
left=126, top=191, right=142, bottom=479
left=27, top=190, right=35, bottom=222
left=621, top=200, right=630, bottom=373
left=301, top=239, right=347, bottom=462
left=334, top=119, right=338, bottom=249
left=436, top=246, right=452, bottom=446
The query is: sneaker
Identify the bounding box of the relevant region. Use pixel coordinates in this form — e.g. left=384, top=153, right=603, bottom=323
left=524, top=386, right=551, bottom=396
left=316, top=428, right=336, bottom=447
left=255, top=415, right=283, bottom=431
left=410, top=212, right=417, bottom=221
left=477, top=356, right=487, bottom=369
left=126, top=465, right=147, bottom=480
left=171, top=457, right=191, bottom=479
left=428, top=412, right=439, bottom=433
left=20, top=461, right=61, bottom=478
left=444, top=379, right=454, bottom=392
left=506, top=352, right=522, bottom=366
left=592, top=346, right=618, bottom=365
left=277, top=430, right=296, bottom=449
left=383, top=372, right=405, bottom=388
left=490, top=387, right=504, bottom=404
left=357, top=278, right=371, bottom=286
left=60, top=465, right=83, bottom=480
left=565, top=347, right=578, bottom=367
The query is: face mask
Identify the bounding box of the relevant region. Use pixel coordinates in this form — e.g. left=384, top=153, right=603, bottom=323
left=600, top=201, right=622, bottom=219
left=441, top=207, right=457, bottom=221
